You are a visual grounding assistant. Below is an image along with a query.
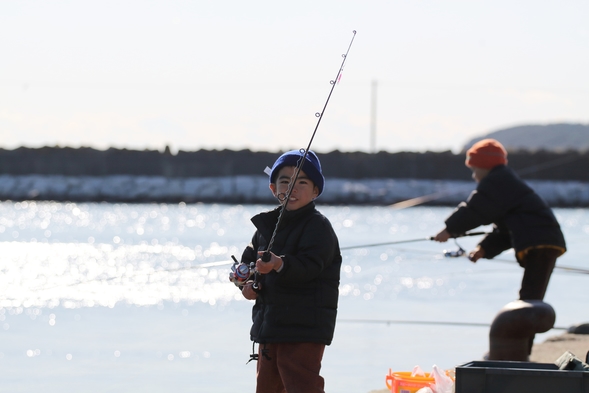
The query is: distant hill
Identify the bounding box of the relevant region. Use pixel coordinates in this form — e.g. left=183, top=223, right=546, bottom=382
left=463, top=123, right=589, bottom=152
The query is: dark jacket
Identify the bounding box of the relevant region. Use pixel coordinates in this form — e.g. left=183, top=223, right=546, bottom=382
left=445, top=165, right=566, bottom=261
left=241, top=202, right=341, bottom=345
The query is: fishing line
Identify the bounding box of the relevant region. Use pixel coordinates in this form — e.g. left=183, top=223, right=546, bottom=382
left=53, top=246, right=589, bottom=291
left=477, top=256, right=589, bottom=275
left=14, top=252, right=588, bottom=295
left=19, top=259, right=238, bottom=293
left=389, top=154, right=587, bottom=210
left=261, top=30, right=356, bottom=263
left=517, top=154, right=584, bottom=176
left=17, top=231, right=589, bottom=295
left=337, top=318, right=569, bottom=331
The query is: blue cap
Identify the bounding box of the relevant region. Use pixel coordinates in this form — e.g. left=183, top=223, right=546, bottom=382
left=269, top=150, right=325, bottom=196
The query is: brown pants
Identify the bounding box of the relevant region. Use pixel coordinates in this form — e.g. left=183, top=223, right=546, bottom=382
left=519, top=248, right=560, bottom=301
left=256, top=342, right=326, bottom=393
left=518, top=247, right=561, bottom=354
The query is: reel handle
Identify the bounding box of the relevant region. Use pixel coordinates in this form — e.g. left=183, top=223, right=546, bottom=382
left=252, top=268, right=261, bottom=291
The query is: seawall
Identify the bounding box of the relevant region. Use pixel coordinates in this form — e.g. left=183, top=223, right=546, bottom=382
left=2, top=175, right=588, bottom=207
left=1, top=147, right=588, bottom=206
left=2, top=147, right=589, bottom=181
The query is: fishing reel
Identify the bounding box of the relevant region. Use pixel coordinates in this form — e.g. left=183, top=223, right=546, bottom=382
left=229, top=255, right=255, bottom=287
left=444, top=247, right=465, bottom=258
left=443, top=239, right=466, bottom=258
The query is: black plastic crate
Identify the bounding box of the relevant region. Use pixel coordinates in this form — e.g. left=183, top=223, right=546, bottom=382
left=455, top=360, right=589, bottom=393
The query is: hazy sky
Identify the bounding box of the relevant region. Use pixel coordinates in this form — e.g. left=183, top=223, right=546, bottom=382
left=1, top=1, right=587, bottom=154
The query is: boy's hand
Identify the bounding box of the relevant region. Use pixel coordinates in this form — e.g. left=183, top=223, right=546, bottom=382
left=241, top=281, right=258, bottom=300
left=433, top=229, right=451, bottom=242
left=256, top=251, right=283, bottom=274
left=468, top=246, right=485, bottom=262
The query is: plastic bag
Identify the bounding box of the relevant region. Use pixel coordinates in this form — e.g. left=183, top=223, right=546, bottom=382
left=412, top=365, right=426, bottom=377
left=430, top=364, right=454, bottom=393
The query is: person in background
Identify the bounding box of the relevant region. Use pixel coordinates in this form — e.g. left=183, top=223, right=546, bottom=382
left=433, top=139, right=566, bottom=355
left=236, top=149, right=342, bottom=393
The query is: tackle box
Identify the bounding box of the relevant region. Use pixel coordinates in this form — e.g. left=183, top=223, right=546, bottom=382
left=455, top=360, right=589, bottom=393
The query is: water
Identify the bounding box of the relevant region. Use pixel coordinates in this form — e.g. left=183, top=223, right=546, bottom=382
left=0, top=201, right=588, bottom=392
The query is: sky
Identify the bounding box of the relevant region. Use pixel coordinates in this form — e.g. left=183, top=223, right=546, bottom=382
left=1, top=1, right=588, bottom=154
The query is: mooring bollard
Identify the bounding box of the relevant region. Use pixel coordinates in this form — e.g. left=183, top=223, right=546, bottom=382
left=488, top=300, right=556, bottom=361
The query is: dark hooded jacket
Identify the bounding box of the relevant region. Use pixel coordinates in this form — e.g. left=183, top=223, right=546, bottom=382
left=444, top=165, right=566, bottom=261
left=241, top=202, right=341, bottom=345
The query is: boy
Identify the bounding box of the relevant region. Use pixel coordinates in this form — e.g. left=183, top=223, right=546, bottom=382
left=433, top=139, right=566, bottom=358
left=434, top=139, right=566, bottom=300
left=237, top=149, right=342, bottom=393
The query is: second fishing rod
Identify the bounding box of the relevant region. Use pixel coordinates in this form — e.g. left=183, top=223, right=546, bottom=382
left=340, top=231, right=488, bottom=251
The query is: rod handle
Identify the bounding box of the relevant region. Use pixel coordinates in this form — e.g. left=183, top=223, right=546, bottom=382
left=262, top=251, right=271, bottom=262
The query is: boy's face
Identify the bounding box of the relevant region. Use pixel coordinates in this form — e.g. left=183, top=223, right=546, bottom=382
left=469, top=166, right=490, bottom=183
left=270, top=166, right=319, bottom=211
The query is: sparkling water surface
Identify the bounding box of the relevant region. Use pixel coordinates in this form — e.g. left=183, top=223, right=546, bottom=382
left=1, top=201, right=587, bottom=392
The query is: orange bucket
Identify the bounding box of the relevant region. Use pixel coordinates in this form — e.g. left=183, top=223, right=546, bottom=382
left=385, top=369, right=435, bottom=393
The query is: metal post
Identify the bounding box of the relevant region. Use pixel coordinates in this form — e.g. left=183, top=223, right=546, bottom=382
left=370, top=80, right=377, bottom=153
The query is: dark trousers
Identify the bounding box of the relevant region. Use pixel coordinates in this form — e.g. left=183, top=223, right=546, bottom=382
left=518, top=247, right=561, bottom=354
left=256, top=342, right=326, bottom=393
left=519, top=247, right=560, bottom=301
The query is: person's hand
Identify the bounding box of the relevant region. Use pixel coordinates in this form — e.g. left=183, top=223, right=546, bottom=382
left=241, top=281, right=258, bottom=300
left=468, top=246, right=485, bottom=263
left=255, top=251, right=283, bottom=274
left=433, top=229, right=451, bottom=243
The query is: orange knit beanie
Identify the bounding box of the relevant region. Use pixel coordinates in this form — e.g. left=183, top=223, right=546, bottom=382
left=465, top=139, right=508, bottom=169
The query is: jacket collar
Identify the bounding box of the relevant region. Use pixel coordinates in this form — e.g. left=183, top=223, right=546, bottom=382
left=252, top=201, right=316, bottom=234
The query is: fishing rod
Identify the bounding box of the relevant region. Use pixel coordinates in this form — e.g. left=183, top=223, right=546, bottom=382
left=230, top=30, right=357, bottom=288
left=343, top=239, right=589, bottom=274
left=263, top=31, right=356, bottom=259
left=340, top=231, right=488, bottom=251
